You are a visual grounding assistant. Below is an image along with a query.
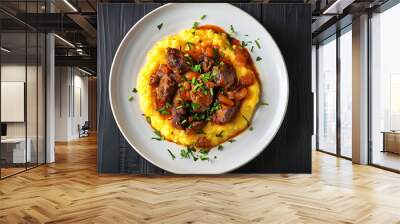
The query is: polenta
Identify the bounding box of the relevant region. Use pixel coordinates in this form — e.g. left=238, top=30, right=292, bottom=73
left=136, top=25, right=260, bottom=150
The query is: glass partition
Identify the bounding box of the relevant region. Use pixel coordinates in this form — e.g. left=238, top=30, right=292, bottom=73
left=0, top=2, right=46, bottom=179
left=317, top=36, right=337, bottom=154
left=1, top=31, right=28, bottom=177
left=370, top=3, right=400, bottom=171
left=339, top=28, right=352, bottom=158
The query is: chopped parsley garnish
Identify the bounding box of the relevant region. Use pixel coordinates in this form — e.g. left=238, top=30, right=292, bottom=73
left=191, top=102, right=200, bottom=110
left=188, top=149, right=198, bottom=161
left=180, top=146, right=198, bottom=161
left=241, top=113, right=250, bottom=127
left=200, top=14, right=206, bottom=20
left=199, top=150, right=209, bottom=161
left=157, top=23, right=163, bottom=30
left=260, top=101, right=269, bottom=106
left=132, top=88, right=138, bottom=93
left=228, top=139, right=236, bottom=143
left=167, top=149, right=176, bottom=160
left=210, top=88, right=214, bottom=96
left=230, top=25, right=236, bottom=34
left=196, top=129, right=205, bottom=134
left=250, top=46, right=254, bottom=52
left=255, top=39, right=261, bottom=49
left=158, top=102, right=171, bottom=115
left=152, top=130, right=165, bottom=141
left=241, top=41, right=247, bottom=47
left=216, top=131, right=224, bottom=138
left=187, top=41, right=194, bottom=50
left=193, top=21, right=199, bottom=29
left=249, top=126, right=254, bottom=131
left=217, top=145, right=224, bottom=150
left=200, top=153, right=209, bottom=161
left=256, top=56, right=262, bottom=62
left=244, top=34, right=249, bottom=36
left=145, top=116, right=151, bottom=124
left=180, top=149, right=190, bottom=158
left=128, top=96, right=134, bottom=101
left=192, top=64, right=201, bottom=72
left=200, top=71, right=217, bottom=83
left=158, top=107, right=171, bottom=115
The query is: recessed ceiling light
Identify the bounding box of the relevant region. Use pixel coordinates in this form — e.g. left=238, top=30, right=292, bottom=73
left=54, top=34, right=75, bottom=48
left=63, top=0, right=78, bottom=12
left=77, top=67, right=92, bottom=76
left=1, top=47, right=11, bottom=53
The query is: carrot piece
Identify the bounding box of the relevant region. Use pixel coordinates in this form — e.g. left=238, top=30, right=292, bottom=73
left=218, top=94, right=235, bottom=107
left=185, top=71, right=200, bottom=80
left=239, top=74, right=254, bottom=86
left=204, top=47, right=214, bottom=58
left=235, top=88, right=248, bottom=100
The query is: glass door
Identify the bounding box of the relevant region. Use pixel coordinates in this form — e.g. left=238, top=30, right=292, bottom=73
left=317, top=36, right=337, bottom=154
left=339, top=28, right=352, bottom=158
left=370, top=3, right=400, bottom=171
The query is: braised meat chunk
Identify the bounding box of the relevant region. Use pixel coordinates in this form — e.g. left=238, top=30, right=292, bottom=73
left=150, top=64, right=171, bottom=87
left=213, top=63, right=237, bottom=90
left=171, top=95, right=187, bottom=129
left=167, top=48, right=190, bottom=74
left=156, top=74, right=176, bottom=106
left=186, top=121, right=206, bottom=134
left=195, top=136, right=212, bottom=148
left=212, top=104, right=239, bottom=124
left=200, top=55, right=214, bottom=73
left=190, top=90, right=213, bottom=113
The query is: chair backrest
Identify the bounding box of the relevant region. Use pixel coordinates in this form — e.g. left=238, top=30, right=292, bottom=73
left=82, top=121, right=90, bottom=129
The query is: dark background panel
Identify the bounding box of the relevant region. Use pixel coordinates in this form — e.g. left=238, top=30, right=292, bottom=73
left=97, top=3, right=312, bottom=174
left=236, top=4, right=312, bottom=173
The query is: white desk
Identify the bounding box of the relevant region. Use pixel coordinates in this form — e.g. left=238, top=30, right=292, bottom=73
left=1, top=138, right=31, bottom=163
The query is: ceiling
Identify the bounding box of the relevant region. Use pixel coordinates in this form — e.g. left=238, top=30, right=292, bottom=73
left=0, top=0, right=393, bottom=74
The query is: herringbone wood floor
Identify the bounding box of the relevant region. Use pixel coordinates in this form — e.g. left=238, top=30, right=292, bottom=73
left=1, top=135, right=400, bottom=224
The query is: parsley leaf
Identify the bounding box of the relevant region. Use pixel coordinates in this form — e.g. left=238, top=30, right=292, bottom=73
left=256, top=56, right=262, bottom=62
left=187, top=41, right=194, bottom=50
left=255, top=39, right=261, bottom=49
left=152, top=130, right=165, bottom=141
left=132, top=88, right=138, bottom=93
left=217, top=145, right=224, bottom=151
left=228, top=139, right=236, bottom=143
left=230, top=25, right=236, bottom=34
left=249, top=126, right=254, bottom=131
left=145, top=116, right=151, bottom=124
left=216, top=131, right=224, bottom=138
left=157, top=23, right=163, bottom=30
left=193, top=21, right=199, bottom=29
left=192, top=64, right=201, bottom=72
left=167, top=149, right=176, bottom=160
left=200, top=14, right=206, bottom=20
left=241, top=113, right=250, bottom=127
left=260, top=101, right=269, bottom=106
left=128, top=96, right=134, bottom=101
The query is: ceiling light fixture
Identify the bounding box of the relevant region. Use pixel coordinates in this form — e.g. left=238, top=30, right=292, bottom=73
left=63, top=0, right=78, bottom=12
left=1, top=47, right=11, bottom=53
left=78, top=67, right=92, bottom=76
left=322, top=0, right=354, bottom=15
left=54, top=34, right=75, bottom=48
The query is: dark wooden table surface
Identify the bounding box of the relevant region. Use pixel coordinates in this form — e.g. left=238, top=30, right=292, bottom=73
left=97, top=3, right=312, bottom=174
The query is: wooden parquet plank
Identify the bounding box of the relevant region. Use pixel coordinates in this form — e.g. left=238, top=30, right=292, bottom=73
left=0, top=135, right=400, bottom=223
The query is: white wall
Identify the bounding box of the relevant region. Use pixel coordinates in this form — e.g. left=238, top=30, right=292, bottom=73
left=54, top=66, right=89, bottom=141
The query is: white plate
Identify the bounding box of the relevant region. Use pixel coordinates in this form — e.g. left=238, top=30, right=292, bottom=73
left=109, top=3, right=288, bottom=174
